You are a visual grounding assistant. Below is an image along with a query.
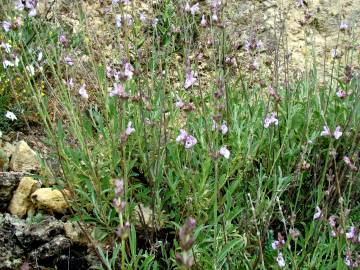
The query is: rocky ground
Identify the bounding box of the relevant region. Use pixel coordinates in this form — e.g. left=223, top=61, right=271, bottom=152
left=0, top=140, right=98, bottom=269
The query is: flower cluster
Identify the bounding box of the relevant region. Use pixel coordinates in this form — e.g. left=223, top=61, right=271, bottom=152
left=176, top=129, right=197, bottom=149
left=271, top=233, right=286, bottom=268
left=176, top=217, right=196, bottom=269
left=320, top=126, right=342, bottom=140
left=264, top=112, right=279, bottom=128
left=113, top=179, right=130, bottom=239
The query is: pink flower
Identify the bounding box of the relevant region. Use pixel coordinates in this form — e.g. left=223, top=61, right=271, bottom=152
left=336, top=89, right=347, bottom=98
left=328, top=216, right=336, bottom=228
left=219, top=146, right=230, bottom=159
left=320, top=126, right=331, bottom=137
left=276, top=252, right=285, bottom=268
left=333, top=126, right=342, bottom=140
left=65, top=78, right=74, bottom=88
left=313, top=206, right=322, bottom=220
left=184, top=70, right=197, bottom=89
left=200, top=14, right=207, bottom=27
left=346, top=226, right=355, bottom=239
left=175, top=98, right=184, bottom=109
left=109, top=83, right=126, bottom=97
left=264, top=112, right=278, bottom=128
left=2, top=21, right=12, bottom=32
left=124, top=62, right=134, bottom=80
left=79, top=84, right=89, bottom=99
left=176, top=129, right=197, bottom=149
left=125, top=121, right=135, bottom=135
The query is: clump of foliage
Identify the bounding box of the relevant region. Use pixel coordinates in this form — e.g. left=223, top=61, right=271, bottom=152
left=1, top=0, right=360, bottom=269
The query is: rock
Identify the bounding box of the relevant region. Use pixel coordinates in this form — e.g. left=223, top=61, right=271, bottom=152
left=0, top=172, right=24, bottom=212
left=29, top=235, right=72, bottom=263
left=8, top=177, right=39, bottom=218
left=9, top=140, right=40, bottom=172
left=64, top=221, right=88, bottom=245
left=0, top=213, right=97, bottom=269
left=11, top=215, right=64, bottom=250
left=135, top=204, right=163, bottom=228
left=0, top=213, right=24, bottom=269
left=0, top=149, right=7, bottom=171
left=2, top=142, right=15, bottom=158
left=31, top=188, right=71, bottom=214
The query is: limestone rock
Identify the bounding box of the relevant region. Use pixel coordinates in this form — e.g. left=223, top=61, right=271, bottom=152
left=31, top=188, right=71, bottom=214
left=0, top=213, right=24, bottom=269
left=8, top=177, right=40, bottom=218
left=0, top=172, right=24, bottom=211
left=29, top=235, right=72, bottom=263
left=2, top=142, right=15, bottom=158
left=64, top=221, right=88, bottom=245
left=135, top=204, right=163, bottom=228
left=9, top=140, right=40, bottom=172
left=12, top=215, right=64, bottom=251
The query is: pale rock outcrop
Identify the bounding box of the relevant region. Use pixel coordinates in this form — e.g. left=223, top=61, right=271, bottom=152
left=8, top=177, right=40, bottom=218
left=9, top=141, right=40, bottom=172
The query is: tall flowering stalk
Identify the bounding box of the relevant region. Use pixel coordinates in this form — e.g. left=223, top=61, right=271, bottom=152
left=176, top=217, right=197, bottom=269
left=113, top=179, right=129, bottom=269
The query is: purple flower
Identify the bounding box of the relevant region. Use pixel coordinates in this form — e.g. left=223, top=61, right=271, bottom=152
left=219, top=146, right=230, bottom=159
left=328, top=216, right=336, bottom=228
left=313, top=206, right=322, bottom=220
left=320, top=126, right=331, bottom=137
left=114, top=179, right=124, bottom=196
left=14, top=0, right=25, bottom=10
left=340, top=21, right=348, bottom=31
left=176, top=129, right=197, bottom=149
left=25, top=0, right=37, bottom=9
left=276, top=252, right=285, bottom=268
left=64, top=56, right=74, bottom=66
left=264, top=112, right=278, bottom=128
left=125, top=121, right=135, bottom=135
left=346, top=226, right=355, bottom=239
left=184, top=70, right=197, bottom=89
left=139, top=12, right=146, bottom=22
left=79, top=84, right=89, bottom=99
left=221, top=122, right=228, bottom=135
left=109, top=83, right=126, bottom=97
left=59, top=35, right=68, bottom=46
left=333, top=126, right=342, bottom=140
left=2, top=21, right=12, bottom=32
